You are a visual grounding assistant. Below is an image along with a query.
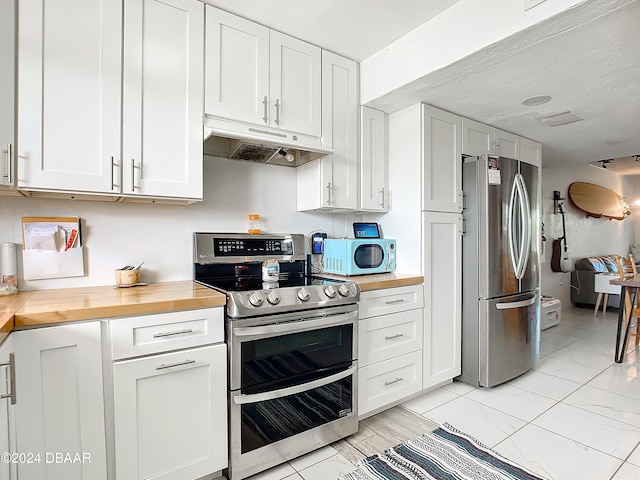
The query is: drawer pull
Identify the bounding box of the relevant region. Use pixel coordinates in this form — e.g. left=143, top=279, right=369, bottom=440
left=156, top=359, right=196, bottom=370
left=153, top=328, right=194, bottom=338
left=384, top=333, right=404, bottom=340
left=384, top=377, right=403, bottom=386
left=385, top=299, right=405, bottom=305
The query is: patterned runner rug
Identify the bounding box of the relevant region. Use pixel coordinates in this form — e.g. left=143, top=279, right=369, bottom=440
left=337, top=423, right=546, bottom=480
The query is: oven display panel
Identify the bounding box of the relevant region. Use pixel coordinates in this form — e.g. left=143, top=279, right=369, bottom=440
left=214, top=238, right=293, bottom=256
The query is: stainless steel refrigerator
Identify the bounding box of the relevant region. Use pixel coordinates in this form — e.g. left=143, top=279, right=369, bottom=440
left=459, top=154, right=540, bottom=387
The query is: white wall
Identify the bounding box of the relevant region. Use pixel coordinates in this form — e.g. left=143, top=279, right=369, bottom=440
left=0, top=157, right=359, bottom=290
left=540, top=164, right=638, bottom=306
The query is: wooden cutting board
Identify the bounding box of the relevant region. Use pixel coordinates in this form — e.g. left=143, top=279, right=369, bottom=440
left=568, top=182, right=626, bottom=220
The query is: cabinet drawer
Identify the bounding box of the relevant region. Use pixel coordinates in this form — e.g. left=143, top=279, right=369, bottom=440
left=359, top=309, right=423, bottom=367
left=111, top=308, right=224, bottom=360
left=359, top=285, right=424, bottom=319
left=358, top=350, right=422, bottom=417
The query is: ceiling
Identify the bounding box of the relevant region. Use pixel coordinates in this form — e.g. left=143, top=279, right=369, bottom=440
left=203, top=0, right=640, bottom=173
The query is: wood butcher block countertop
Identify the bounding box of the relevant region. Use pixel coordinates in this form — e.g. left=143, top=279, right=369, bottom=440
left=320, top=272, right=424, bottom=292
left=0, top=281, right=226, bottom=337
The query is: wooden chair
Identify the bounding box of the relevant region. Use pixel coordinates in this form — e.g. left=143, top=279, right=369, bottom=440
left=615, top=254, right=640, bottom=346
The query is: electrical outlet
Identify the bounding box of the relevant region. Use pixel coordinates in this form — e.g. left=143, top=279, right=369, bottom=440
left=524, top=0, right=546, bottom=11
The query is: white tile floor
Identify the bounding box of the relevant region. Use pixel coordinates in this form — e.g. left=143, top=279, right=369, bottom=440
left=244, top=306, right=640, bottom=480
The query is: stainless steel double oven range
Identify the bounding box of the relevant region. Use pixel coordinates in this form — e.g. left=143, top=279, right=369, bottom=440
left=194, top=233, right=360, bottom=480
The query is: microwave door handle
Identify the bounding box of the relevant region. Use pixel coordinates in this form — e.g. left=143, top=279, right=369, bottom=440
left=233, top=362, right=357, bottom=405
left=385, top=242, right=391, bottom=271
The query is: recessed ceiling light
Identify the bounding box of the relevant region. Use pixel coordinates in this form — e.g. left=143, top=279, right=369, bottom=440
left=522, top=95, right=552, bottom=106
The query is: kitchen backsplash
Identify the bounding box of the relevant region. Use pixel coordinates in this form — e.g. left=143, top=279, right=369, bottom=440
left=0, top=156, right=361, bottom=290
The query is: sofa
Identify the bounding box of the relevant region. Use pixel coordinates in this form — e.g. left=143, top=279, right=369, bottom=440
left=570, top=255, right=622, bottom=309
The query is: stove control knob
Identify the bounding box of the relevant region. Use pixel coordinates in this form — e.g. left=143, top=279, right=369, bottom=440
left=249, top=291, right=265, bottom=307
left=266, top=290, right=281, bottom=305
left=338, top=284, right=351, bottom=297
left=297, top=287, right=310, bottom=302
left=324, top=285, right=337, bottom=298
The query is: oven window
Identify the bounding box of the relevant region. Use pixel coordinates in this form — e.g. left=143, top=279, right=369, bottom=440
left=240, top=375, right=352, bottom=454
left=354, top=244, right=383, bottom=269
left=241, top=324, right=353, bottom=392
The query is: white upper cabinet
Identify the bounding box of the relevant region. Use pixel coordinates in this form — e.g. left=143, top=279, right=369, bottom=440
left=121, top=0, right=204, bottom=200
left=520, top=137, right=542, bottom=167
left=205, top=8, right=269, bottom=126
left=422, top=104, right=462, bottom=213
left=18, top=0, right=122, bottom=194
left=270, top=31, right=321, bottom=137
left=205, top=6, right=321, bottom=138
left=360, top=107, right=388, bottom=212
left=462, top=118, right=520, bottom=160
left=0, top=0, right=16, bottom=192
left=18, top=0, right=203, bottom=201
left=297, top=51, right=358, bottom=211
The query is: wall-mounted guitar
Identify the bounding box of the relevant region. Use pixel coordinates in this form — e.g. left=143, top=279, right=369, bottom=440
left=551, top=203, right=572, bottom=272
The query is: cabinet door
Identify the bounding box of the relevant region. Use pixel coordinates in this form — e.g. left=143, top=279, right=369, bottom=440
left=18, top=0, right=122, bottom=193
left=422, top=104, right=462, bottom=213
left=205, top=6, right=270, bottom=126
left=361, top=107, right=388, bottom=211
left=0, top=337, right=15, bottom=480
left=114, top=344, right=227, bottom=480
left=520, top=137, right=542, bottom=167
left=495, top=129, right=520, bottom=160
left=461, top=117, right=493, bottom=157
left=270, top=31, right=322, bottom=137
left=12, top=322, right=107, bottom=480
left=422, top=211, right=462, bottom=388
left=0, top=0, right=15, bottom=191
left=122, top=0, right=204, bottom=200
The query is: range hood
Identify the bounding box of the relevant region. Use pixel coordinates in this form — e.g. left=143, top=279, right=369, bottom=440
left=203, top=114, right=333, bottom=167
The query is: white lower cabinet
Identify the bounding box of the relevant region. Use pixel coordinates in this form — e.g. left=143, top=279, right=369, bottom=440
left=422, top=211, right=462, bottom=388
left=111, top=308, right=227, bottom=480
left=358, top=285, right=424, bottom=418
left=11, top=321, right=108, bottom=480
left=0, top=336, right=16, bottom=480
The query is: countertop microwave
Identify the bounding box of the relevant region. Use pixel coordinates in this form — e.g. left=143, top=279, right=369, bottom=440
left=323, top=239, right=396, bottom=276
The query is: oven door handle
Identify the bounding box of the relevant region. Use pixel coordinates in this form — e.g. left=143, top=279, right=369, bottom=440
left=233, top=311, right=358, bottom=338
left=233, top=361, right=357, bottom=405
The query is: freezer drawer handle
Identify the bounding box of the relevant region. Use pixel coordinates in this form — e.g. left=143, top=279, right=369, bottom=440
left=384, top=377, right=403, bottom=386
left=495, top=297, right=537, bottom=310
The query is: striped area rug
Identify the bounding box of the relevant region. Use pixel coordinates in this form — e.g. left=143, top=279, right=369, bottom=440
left=338, top=423, right=546, bottom=480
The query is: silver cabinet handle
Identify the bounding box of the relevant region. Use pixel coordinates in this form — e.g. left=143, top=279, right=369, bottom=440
left=131, top=159, right=135, bottom=192
left=384, top=333, right=404, bottom=340
left=110, top=156, right=116, bottom=190
left=384, top=377, right=403, bottom=386
left=262, top=96, right=268, bottom=124
left=153, top=328, right=193, bottom=338
left=156, top=359, right=196, bottom=370
left=234, top=362, right=357, bottom=405
left=385, top=299, right=405, bottom=305
left=326, top=182, right=333, bottom=205
left=274, top=98, right=280, bottom=125
left=379, top=187, right=385, bottom=208
left=3, top=144, right=12, bottom=185
left=0, top=353, right=16, bottom=405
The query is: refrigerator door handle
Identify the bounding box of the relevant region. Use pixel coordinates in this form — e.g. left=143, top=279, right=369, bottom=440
left=495, top=296, right=537, bottom=310
left=517, top=174, right=532, bottom=279
left=514, top=174, right=527, bottom=279
left=508, top=178, right=519, bottom=276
